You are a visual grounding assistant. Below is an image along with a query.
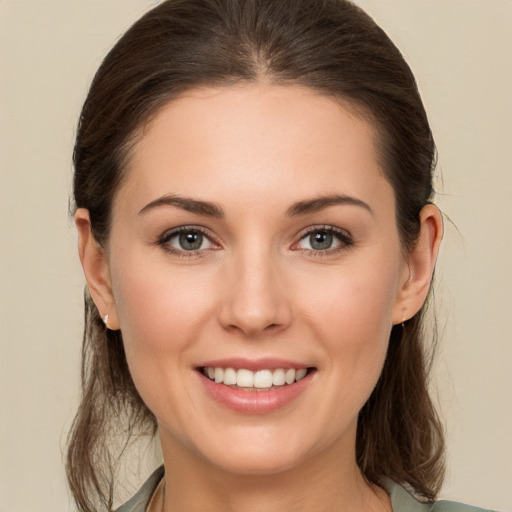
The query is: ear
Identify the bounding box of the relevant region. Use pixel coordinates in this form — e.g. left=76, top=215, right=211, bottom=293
left=75, top=208, right=120, bottom=330
left=392, top=204, right=443, bottom=324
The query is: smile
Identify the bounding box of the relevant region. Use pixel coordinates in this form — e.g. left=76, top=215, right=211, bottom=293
left=197, top=359, right=316, bottom=413
left=202, top=367, right=309, bottom=390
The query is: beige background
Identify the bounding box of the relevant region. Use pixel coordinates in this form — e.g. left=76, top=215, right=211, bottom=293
left=0, top=1, right=511, bottom=510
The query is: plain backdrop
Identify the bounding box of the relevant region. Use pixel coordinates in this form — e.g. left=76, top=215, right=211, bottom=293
left=0, top=1, right=511, bottom=511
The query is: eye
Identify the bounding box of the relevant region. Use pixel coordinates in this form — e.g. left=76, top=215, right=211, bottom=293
left=159, top=227, right=217, bottom=255
left=305, top=231, right=336, bottom=250
left=293, top=226, right=353, bottom=254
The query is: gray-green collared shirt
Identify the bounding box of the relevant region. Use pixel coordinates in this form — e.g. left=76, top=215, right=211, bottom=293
left=115, top=466, right=496, bottom=512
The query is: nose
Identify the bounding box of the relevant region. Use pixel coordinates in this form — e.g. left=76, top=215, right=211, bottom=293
left=218, top=249, right=292, bottom=338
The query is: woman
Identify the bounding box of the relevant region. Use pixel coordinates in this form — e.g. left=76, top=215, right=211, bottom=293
left=67, top=1, right=492, bottom=511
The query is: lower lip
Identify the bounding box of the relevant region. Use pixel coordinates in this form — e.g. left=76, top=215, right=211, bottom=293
left=197, top=370, right=315, bottom=414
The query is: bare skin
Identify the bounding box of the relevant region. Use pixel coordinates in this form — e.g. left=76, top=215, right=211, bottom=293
left=76, top=83, right=442, bottom=512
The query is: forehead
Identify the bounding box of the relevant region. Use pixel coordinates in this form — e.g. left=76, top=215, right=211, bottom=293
left=117, top=83, right=391, bottom=215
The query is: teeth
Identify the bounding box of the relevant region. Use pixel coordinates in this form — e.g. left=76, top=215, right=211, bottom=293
left=296, top=368, right=307, bottom=381
left=223, top=367, right=237, bottom=385
left=237, top=369, right=254, bottom=387
left=214, top=367, right=223, bottom=383
left=285, top=369, right=296, bottom=384
left=204, top=367, right=309, bottom=388
left=272, top=368, right=286, bottom=386
left=253, top=370, right=273, bottom=388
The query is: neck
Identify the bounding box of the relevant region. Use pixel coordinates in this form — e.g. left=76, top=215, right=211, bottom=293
left=158, top=429, right=390, bottom=512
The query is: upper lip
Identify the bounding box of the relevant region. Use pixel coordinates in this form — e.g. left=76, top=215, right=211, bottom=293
left=198, top=357, right=312, bottom=372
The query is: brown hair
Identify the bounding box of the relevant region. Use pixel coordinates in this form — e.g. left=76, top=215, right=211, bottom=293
left=68, top=1, right=444, bottom=510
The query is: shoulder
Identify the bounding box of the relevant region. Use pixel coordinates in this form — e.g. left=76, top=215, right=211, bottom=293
left=114, top=466, right=164, bottom=512
left=114, top=470, right=497, bottom=512
left=431, top=501, right=497, bottom=512
left=382, top=478, right=497, bottom=512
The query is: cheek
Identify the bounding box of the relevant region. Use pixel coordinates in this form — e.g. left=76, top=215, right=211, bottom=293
left=108, top=256, right=222, bottom=427
left=113, top=246, right=208, bottom=324
left=299, top=262, right=398, bottom=335
left=109, top=252, right=217, bottom=376
left=294, top=258, right=400, bottom=380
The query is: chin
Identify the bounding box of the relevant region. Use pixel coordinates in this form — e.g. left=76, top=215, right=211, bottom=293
left=207, top=447, right=308, bottom=477
left=191, top=424, right=338, bottom=478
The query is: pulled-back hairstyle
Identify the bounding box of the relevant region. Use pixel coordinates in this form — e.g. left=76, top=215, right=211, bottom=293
left=67, top=1, right=444, bottom=510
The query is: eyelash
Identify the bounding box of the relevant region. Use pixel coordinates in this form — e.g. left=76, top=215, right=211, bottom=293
left=292, top=225, right=354, bottom=257
left=157, top=224, right=354, bottom=258
left=157, top=225, right=218, bottom=258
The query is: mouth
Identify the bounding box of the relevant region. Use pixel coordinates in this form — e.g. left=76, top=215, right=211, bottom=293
left=200, top=366, right=316, bottom=391
left=196, top=361, right=316, bottom=413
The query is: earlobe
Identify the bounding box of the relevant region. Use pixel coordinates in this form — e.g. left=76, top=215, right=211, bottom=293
left=392, top=204, right=443, bottom=325
left=75, top=208, right=120, bottom=330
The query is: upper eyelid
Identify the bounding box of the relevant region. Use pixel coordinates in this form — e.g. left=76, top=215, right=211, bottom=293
left=157, top=226, right=220, bottom=257
left=295, top=224, right=352, bottom=240
left=156, top=224, right=352, bottom=250
left=159, top=225, right=217, bottom=243
left=292, top=225, right=354, bottom=252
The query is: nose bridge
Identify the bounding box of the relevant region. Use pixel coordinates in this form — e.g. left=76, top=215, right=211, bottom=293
left=219, top=239, right=291, bottom=336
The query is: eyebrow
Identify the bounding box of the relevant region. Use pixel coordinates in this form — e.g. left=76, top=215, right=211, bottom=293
left=286, top=194, right=374, bottom=217
left=138, top=193, right=373, bottom=218
left=138, top=194, right=224, bottom=217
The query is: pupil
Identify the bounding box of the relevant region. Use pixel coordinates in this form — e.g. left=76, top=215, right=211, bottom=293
left=179, top=231, right=203, bottom=250
left=310, top=231, right=332, bottom=250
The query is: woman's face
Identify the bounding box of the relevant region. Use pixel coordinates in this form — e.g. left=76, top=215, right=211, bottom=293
left=104, top=84, right=412, bottom=475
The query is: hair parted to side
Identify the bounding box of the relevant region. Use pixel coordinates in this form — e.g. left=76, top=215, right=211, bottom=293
left=68, top=1, right=444, bottom=510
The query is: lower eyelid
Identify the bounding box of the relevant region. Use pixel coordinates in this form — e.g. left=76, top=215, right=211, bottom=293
left=157, top=226, right=220, bottom=255
left=293, top=227, right=353, bottom=248
left=157, top=226, right=353, bottom=256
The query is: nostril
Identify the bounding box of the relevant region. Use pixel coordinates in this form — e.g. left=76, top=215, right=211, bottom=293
left=222, top=319, right=287, bottom=338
